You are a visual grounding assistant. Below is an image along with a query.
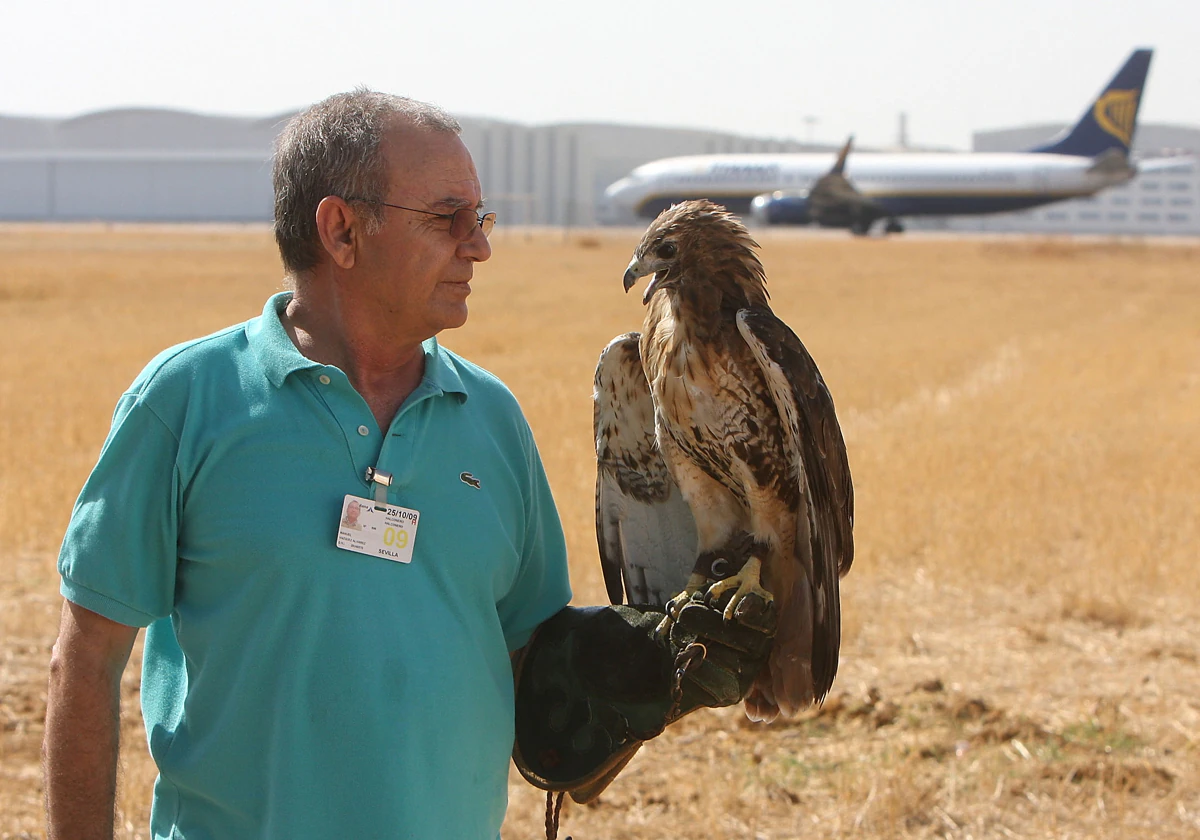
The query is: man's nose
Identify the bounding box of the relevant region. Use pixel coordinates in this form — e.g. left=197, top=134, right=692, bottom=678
left=459, top=224, right=492, bottom=262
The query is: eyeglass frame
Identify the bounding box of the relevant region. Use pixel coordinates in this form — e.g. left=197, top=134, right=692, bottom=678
left=344, top=197, right=495, bottom=241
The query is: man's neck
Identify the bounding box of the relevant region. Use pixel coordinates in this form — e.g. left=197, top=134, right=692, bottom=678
left=282, top=284, right=427, bottom=432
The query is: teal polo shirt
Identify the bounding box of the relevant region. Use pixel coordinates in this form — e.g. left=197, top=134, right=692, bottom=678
left=58, top=292, right=572, bottom=839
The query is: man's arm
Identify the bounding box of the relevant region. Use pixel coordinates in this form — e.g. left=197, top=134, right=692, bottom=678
left=43, top=599, right=139, bottom=840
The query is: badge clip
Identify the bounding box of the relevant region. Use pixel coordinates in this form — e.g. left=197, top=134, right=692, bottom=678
left=364, top=466, right=393, bottom=511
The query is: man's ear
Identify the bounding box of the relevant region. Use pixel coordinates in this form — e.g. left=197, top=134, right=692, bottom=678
left=315, top=196, right=359, bottom=269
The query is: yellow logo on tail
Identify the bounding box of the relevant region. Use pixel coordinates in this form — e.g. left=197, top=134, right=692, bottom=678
left=1093, top=89, right=1139, bottom=146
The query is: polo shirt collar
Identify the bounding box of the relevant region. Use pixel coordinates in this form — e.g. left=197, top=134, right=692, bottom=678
left=248, top=292, right=468, bottom=400
left=247, top=292, right=321, bottom=388
left=420, top=335, right=468, bottom=400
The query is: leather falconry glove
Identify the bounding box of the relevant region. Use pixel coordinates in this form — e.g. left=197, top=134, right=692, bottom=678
left=512, top=591, right=776, bottom=804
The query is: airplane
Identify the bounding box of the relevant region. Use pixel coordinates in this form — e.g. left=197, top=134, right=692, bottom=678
left=599, top=49, right=1180, bottom=234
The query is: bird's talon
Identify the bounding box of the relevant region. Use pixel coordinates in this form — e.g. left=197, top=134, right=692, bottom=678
left=665, top=575, right=709, bottom=622
left=665, top=596, right=686, bottom=621
left=704, top=557, right=774, bottom=624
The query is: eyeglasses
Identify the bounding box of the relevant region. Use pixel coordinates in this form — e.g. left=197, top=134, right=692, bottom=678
left=346, top=197, right=495, bottom=241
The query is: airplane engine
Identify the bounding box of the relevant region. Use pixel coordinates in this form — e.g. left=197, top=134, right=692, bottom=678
left=749, top=190, right=812, bottom=225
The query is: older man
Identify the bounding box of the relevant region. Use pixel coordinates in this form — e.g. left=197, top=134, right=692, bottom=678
left=45, top=91, right=572, bottom=838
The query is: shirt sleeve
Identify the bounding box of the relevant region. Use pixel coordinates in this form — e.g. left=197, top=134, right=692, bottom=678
left=495, top=426, right=572, bottom=652
left=58, top=392, right=181, bottom=628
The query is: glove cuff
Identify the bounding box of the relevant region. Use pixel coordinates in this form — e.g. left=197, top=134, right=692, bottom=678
left=512, top=606, right=673, bottom=799
left=513, top=598, right=774, bottom=802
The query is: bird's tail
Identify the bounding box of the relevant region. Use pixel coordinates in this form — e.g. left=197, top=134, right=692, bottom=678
left=744, top=682, right=779, bottom=723
left=744, top=573, right=815, bottom=722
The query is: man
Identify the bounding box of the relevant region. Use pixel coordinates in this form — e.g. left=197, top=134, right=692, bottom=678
left=340, top=498, right=363, bottom=530
left=44, top=91, right=572, bottom=838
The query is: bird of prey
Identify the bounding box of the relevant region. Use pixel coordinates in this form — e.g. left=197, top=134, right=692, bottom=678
left=593, top=200, right=854, bottom=722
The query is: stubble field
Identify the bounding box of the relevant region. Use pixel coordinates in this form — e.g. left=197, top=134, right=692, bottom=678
left=0, top=224, right=1198, bottom=839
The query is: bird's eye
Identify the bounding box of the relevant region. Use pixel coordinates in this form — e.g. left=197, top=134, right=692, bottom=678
left=655, top=241, right=677, bottom=259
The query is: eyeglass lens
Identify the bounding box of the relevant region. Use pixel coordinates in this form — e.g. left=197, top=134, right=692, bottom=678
left=450, top=208, right=496, bottom=241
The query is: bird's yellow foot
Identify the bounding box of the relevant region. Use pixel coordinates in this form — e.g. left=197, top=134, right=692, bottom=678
left=704, top=556, right=773, bottom=621
left=655, top=573, right=711, bottom=640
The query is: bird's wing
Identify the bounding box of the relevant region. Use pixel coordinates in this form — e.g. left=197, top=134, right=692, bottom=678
left=594, top=333, right=698, bottom=607
left=736, top=308, right=854, bottom=698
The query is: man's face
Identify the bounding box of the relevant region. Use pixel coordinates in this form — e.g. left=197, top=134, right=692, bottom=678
left=345, top=501, right=360, bottom=523
left=353, top=125, right=491, bottom=343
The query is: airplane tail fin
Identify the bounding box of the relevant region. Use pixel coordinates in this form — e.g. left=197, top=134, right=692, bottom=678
left=1031, top=49, right=1152, bottom=157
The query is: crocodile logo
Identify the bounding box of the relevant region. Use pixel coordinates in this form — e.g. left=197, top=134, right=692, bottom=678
left=460, top=472, right=481, bottom=490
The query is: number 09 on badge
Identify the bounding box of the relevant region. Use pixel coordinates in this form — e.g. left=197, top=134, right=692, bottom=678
left=336, top=495, right=420, bottom=563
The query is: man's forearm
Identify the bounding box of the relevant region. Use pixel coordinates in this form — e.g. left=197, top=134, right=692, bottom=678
left=43, top=602, right=136, bottom=840
left=44, top=650, right=123, bottom=840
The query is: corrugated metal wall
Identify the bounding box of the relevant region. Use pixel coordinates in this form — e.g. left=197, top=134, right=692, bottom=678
left=0, top=154, right=273, bottom=221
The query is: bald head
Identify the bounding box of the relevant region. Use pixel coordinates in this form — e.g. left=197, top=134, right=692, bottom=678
left=272, top=90, right=461, bottom=276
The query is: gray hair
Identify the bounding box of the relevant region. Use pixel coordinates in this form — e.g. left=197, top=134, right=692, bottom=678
left=272, top=89, right=461, bottom=276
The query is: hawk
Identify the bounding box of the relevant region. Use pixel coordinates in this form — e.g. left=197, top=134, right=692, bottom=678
left=594, top=200, right=854, bottom=722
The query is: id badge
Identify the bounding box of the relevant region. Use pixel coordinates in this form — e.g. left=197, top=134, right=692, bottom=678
left=335, top=494, right=420, bottom=564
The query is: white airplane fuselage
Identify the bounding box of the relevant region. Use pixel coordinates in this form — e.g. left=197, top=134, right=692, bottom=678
left=599, top=151, right=1134, bottom=224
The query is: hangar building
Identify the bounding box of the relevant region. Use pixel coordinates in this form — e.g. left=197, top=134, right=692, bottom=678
left=0, top=108, right=820, bottom=226
left=0, top=107, right=1196, bottom=235
left=0, top=110, right=284, bottom=222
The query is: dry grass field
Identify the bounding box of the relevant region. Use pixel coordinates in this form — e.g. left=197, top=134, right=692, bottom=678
left=1, top=224, right=1198, bottom=839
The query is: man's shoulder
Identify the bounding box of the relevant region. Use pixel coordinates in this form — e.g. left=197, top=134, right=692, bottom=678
left=434, top=344, right=523, bottom=411
left=132, top=322, right=251, bottom=392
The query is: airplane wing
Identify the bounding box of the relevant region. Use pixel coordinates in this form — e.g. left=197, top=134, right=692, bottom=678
left=806, top=136, right=885, bottom=234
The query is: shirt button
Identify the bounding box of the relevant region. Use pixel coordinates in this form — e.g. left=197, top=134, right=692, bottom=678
left=357, top=425, right=370, bottom=436
left=318, top=374, right=331, bottom=385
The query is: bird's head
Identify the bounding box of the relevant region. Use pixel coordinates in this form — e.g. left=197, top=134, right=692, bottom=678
left=622, top=199, right=767, bottom=307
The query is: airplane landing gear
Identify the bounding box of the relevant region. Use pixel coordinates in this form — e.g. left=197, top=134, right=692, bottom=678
left=884, top=218, right=905, bottom=234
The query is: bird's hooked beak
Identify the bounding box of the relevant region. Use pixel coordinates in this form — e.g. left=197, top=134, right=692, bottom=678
left=622, top=254, right=663, bottom=305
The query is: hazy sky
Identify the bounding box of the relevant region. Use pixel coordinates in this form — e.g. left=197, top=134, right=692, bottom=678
left=4, top=0, right=1197, bottom=150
